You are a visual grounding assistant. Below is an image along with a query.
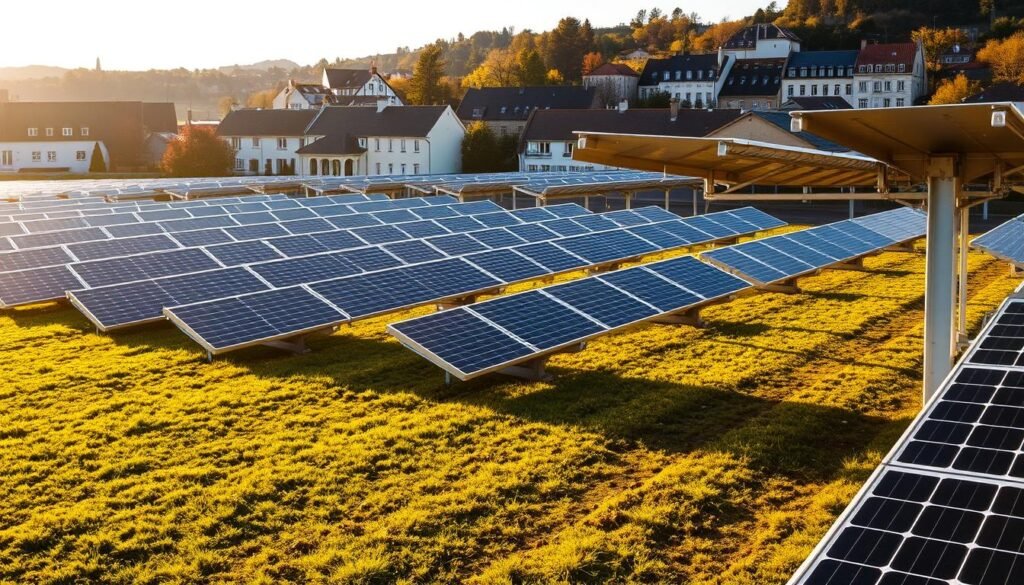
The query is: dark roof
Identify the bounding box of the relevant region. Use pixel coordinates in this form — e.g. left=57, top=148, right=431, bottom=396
left=784, top=50, right=859, bottom=78
left=217, top=109, right=317, bottom=137
left=455, top=86, right=599, bottom=122
left=781, top=97, right=852, bottom=110
left=748, top=110, right=849, bottom=151
left=856, top=43, right=918, bottom=70
left=0, top=101, right=173, bottom=168
left=323, top=68, right=373, bottom=90
left=298, top=105, right=449, bottom=155
left=724, top=24, right=801, bottom=50
left=719, top=59, right=786, bottom=97
left=585, top=63, right=639, bottom=77
left=519, top=107, right=743, bottom=149
left=639, top=54, right=729, bottom=86
left=964, top=82, right=1024, bottom=103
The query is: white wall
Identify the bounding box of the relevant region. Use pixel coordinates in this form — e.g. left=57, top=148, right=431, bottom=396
left=0, top=141, right=109, bottom=173
left=852, top=74, right=917, bottom=108
left=519, top=140, right=616, bottom=172
left=424, top=107, right=465, bottom=174
left=781, top=78, right=855, bottom=106
left=272, top=89, right=312, bottom=110
left=726, top=39, right=799, bottom=60
left=227, top=135, right=303, bottom=174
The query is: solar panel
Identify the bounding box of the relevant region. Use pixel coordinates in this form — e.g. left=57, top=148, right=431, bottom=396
left=170, top=229, right=235, bottom=248
left=557, top=230, right=658, bottom=264
left=463, top=249, right=548, bottom=282
left=350, top=224, right=409, bottom=245
left=250, top=254, right=360, bottom=288
left=538, top=218, right=591, bottom=237
left=106, top=223, right=166, bottom=238
left=382, top=240, right=447, bottom=264
left=427, top=233, right=490, bottom=256
left=973, top=214, right=1024, bottom=267
left=68, top=235, right=181, bottom=262
left=395, top=220, right=450, bottom=239
left=791, top=296, right=1024, bottom=585
left=473, top=212, right=523, bottom=228
left=71, top=248, right=222, bottom=288
left=205, top=241, right=284, bottom=266
left=507, top=223, right=564, bottom=242
left=510, top=207, right=557, bottom=222
left=0, top=265, right=84, bottom=307
left=0, top=247, right=76, bottom=272
left=469, top=228, right=527, bottom=249
left=388, top=256, right=749, bottom=380
left=410, top=205, right=461, bottom=220
left=12, top=227, right=108, bottom=249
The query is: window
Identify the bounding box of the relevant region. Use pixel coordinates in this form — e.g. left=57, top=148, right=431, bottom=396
left=884, top=81, right=892, bottom=92
left=885, top=64, right=895, bottom=73
left=847, top=66, right=855, bottom=76
left=76, top=151, right=86, bottom=161
left=858, top=65, right=867, bottom=73
left=858, top=98, right=868, bottom=108
left=788, top=67, right=796, bottom=77
left=234, top=158, right=244, bottom=170
left=883, top=98, right=891, bottom=107
left=252, top=137, right=260, bottom=147
left=413, top=163, right=420, bottom=174
left=686, top=70, right=692, bottom=80
left=388, top=139, right=393, bottom=152
left=45, top=128, right=54, bottom=137
left=31, top=151, right=41, bottom=162
left=835, top=84, right=841, bottom=95
left=564, top=142, right=573, bottom=157
left=898, top=63, right=906, bottom=73
left=62, top=128, right=72, bottom=137
left=846, top=84, right=853, bottom=95
left=896, top=98, right=905, bottom=107
left=873, top=81, right=882, bottom=93
left=663, top=71, right=669, bottom=81
left=277, top=138, right=287, bottom=150
left=413, top=140, right=419, bottom=153
left=401, top=163, right=406, bottom=174
left=248, top=159, right=259, bottom=173
left=375, top=138, right=380, bottom=151
left=47, top=151, right=56, bottom=162
left=1, top=151, right=12, bottom=166
left=231, top=137, right=241, bottom=149
left=897, top=80, right=906, bottom=92
left=400, top=139, right=406, bottom=153
left=787, top=85, right=794, bottom=97
left=388, top=163, right=393, bottom=174
left=674, top=71, right=681, bottom=80
left=827, top=67, right=834, bottom=77
left=811, top=84, right=818, bottom=96
left=800, top=67, right=807, bottom=77
left=299, top=138, right=306, bottom=148
left=799, top=84, right=806, bottom=96
left=527, top=141, right=550, bottom=155
left=822, top=84, right=828, bottom=96
left=27, top=128, right=38, bottom=137
left=697, top=70, right=703, bottom=80
left=375, top=162, right=381, bottom=175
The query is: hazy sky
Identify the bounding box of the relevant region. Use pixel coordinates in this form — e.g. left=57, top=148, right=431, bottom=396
left=0, top=0, right=768, bottom=70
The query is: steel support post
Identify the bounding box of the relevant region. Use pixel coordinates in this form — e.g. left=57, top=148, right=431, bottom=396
left=922, top=163, right=959, bottom=401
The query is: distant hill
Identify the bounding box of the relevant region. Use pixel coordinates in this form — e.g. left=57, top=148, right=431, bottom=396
left=0, top=65, right=70, bottom=81
left=218, top=59, right=301, bottom=73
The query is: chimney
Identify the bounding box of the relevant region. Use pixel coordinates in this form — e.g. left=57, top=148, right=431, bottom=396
left=718, top=46, right=724, bottom=67
left=861, top=39, right=868, bottom=50
left=370, top=61, right=377, bottom=75
left=670, top=98, right=680, bottom=121
left=617, top=99, right=629, bottom=113
left=288, top=79, right=296, bottom=90
left=377, top=97, right=389, bottom=113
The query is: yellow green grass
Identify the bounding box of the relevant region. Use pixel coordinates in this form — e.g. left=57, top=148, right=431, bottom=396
left=0, top=236, right=1018, bottom=584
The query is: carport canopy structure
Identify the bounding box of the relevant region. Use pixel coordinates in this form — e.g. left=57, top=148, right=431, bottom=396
left=574, top=102, right=1024, bottom=401
left=511, top=174, right=701, bottom=209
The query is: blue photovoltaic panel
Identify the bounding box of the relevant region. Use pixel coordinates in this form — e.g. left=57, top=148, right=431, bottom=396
left=632, top=206, right=681, bottom=223
left=652, top=220, right=713, bottom=245
left=22, top=217, right=89, bottom=233
left=335, top=247, right=404, bottom=272
left=0, top=247, right=75, bottom=272
left=399, top=260, right=501, bottom=299
left=785, top=230, right=853, bottom=262
left=546, top=203, right=590, bottom=218
left=507, top=223, right=562, bottom=242
left=852, top=207, right=925, bottom=241
left=390, top=308, right=534, bottom=377
left=396, top=220, right=450, bottom=239
left=544, top=278, right=658, bottom=328
left=470, top=290, right=605, bottom=350
left=452, top=201, right=504, bottom=215
left=137, top=209, right=191, bottom=222
left=700, top=212, right=759, bottom=234
left=263, top=199, right=303, bottom=210
left=326, top=213, right=383, bottom=229
left=0, top=265, right=84, bottom=306
left=464, top=249, right=547, bottom=283
left=68, top=235, right=180, bottom=262
left=436, top=216, right=487, bottom=233
left=382, top=240, right=447, bottom=264
left=165, top=287, right=346, bottom=352
left=557, top=230, right=657, bottom=264
left=204, top=241, right=283, bottom=266
left=727, top=241, right=816, bottom=277
left=571, top=215, right=620, bottom=232
left=427, top=233, right=490, bottom=256
left=599, top=268, right=702, bottom=313
left=626, top=224, right=689, bottom=248
left=685, top=216, right=738, bottom=239
left=973, top=215, right=1024, bottom=267
left=812, top=225, right=878, bottom=256
left=728, top=206, right=787, bottom=230
left=645, top=256, right=749, bottom=299
left=510, top=207, right=557, bottom=222
left=279, top=218, right=334, bottom=235
left=158, top=216, right=237, bottom=233
left=169, top=229, right=234, bottom=248
left=763, top=238, right=837, bottom=269
left=310, top=204, right=354, bottom=218
left=514, top=242, right=588, bottom=272
left=603, top=210, right=652, bottom=227
left=538, top=218, right=591, bottom=237
left=309, top=269, right=435, bottom=318
left=473, top=212, right=522, bottom=228
left=704, top=247, right=787, bottom=283
left=12, top=227, right=109, bottom=249
left=70, top=268, right=270, bottom=330
left=271, top=208, right=318, bottom=221
left=469, top=228, right=527, bottom=249
left=832, top=221, right=896, bottom=249
left=224, top=223, right=291, bottom=241
left=350, top=224, right=409, bottom=245
left=0, top=224, right=25, bottom=237
left=71, top=248, right=222, bottom=288
left=266, top=235, right=330, bottom=258
left=232, top=212, right=279, bottom=225
left=82, top=214, right=142, bottom=228
left=250, top=254, right=360, bottom=288
left=309, top=230, right=366, bottom=252
left=372, top=209, right=420, bottom=224
left=410, top=205, right=460, bottom=220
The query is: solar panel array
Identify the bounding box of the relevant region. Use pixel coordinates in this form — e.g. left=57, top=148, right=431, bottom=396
left=703, top=207, right=926, bottom=285
left=972, top=214, right=1024, bottom=268
left=161, top=207, right=783, bottom=356
left=791, top=296, right=1024, bottom=585
left=388, top=255, right=751, bottom=380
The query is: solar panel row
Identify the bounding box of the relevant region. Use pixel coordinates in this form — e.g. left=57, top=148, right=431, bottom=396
left=162, top=207, right=782, bottom=356
left=0, top=193, right=298, bottom=223
left=971, top=214, right=1024, bottom=268
left=703, top=207, right=926, bottom=285
left=791, top=296, right=1024, bottom=585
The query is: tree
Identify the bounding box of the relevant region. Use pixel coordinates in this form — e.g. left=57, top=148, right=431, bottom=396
left=518, top=49, right=547, bottom=85
left=246, top=89, right=277, bottom=109
left=582, top=52, right=604, bottom=76
left=545, top=17, right=593, bottom=82
left=408, top=44, right=447, bottom=104
left=217, top=96, right=238, bottom=118
left=461, top=122, right=501, bottom=173
left=462, top=49, right=521, bottom=88
left=912, top=27, right=969, bottom=73
left=978, top=32, right=1024, bottom=84
left=161, top=125, right=235, bottom=178
left=88, top=142, right=106, bottom=173
left=546, top=69, right=565, bottom=85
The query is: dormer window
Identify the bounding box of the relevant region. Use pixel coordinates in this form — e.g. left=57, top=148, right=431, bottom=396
left=788, top=67, right=796, bottom=77
left=27, top=128, right=38, bottom=137
left=45, top=128, right=54, bottom=137
left=697, top=70, right=703, bottom=79
left=898, top=63, right=906, bottom=73
left=674, top=71, right=681, bottom=80
left=686, top=70, right=692, bottom=80
left=358, top=137, right=367, bottom=148
left=663, top=71, right=669, bottom=81
left=62, top=128, right=72, bottom=136
left=81, top=127, right=89, bottom=136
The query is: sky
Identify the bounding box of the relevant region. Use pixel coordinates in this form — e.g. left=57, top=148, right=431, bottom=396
left=0, top=0, right=768, bottom=71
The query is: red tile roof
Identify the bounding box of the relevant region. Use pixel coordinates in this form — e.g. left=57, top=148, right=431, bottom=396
left=585, top=63, right=639, bottom=77
left=855, top=42, right=918, bottom=69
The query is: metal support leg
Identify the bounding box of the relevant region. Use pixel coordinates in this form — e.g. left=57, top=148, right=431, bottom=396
left=584, top=195, right=590, bottom=211
left=624, top=192, right=632, bottom=210
left=693, top=189, right=699, bottom=216
left=848, top=199, right=855, bottom=219
left=958, top=206, right=970, bottom=346
left=512, top=191, right=517, bottom=210
left=664, top=189, right=670, bottom=211
left=923, top=173, right=958, bottom=402
left=983, top=200, right=989, bottom=221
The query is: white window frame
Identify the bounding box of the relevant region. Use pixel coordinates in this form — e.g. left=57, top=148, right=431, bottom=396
left=252, top=137, right=260, bottom=148
left=413, top=163, right=420, bottom=174
left=47, top=151, right=57, bottom=162
left=62, top=128, right=73, bottom=137
left=276, top=137, right=288, bottom=150
left=45, top=128, right=54, bottom=137
left=413, top=140, right=419, bottom=153
left=27, top=128, right=38, bottom=137
left=76, top=150, right=87, bottom=161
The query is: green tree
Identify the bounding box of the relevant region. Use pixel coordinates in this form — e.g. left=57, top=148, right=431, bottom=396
left=88, top=142, right=106, bottom=173
left=461, top=122, right=500, bottom=173
left=161, top=125, right=235, bottom=178
left=408, top=44, right=448, bottom=104
left=545, top=17, right=594, bottom=82
left=518, top=49, right=547, bottom=86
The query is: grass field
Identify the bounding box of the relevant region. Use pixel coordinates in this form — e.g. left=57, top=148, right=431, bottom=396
left=0, top=233, right=1019, bottom=584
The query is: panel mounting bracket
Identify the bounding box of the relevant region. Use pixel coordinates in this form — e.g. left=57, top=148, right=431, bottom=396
left=497, top=342, right=587, bottom=381
left=757, top=279, right=802, bottom=294
left=829, top=257, right=870, bottom=272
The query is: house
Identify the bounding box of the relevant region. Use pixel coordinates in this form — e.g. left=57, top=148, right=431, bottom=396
left=781, top=50, right=859, bottom=107
left=723, top=24, right=801, bottom=59
left=217, top=109, right=318, bottom=175
left=964, top=82, right=1024, bottom=103
left=637, top=51, right=733, bottom=107
left=322, top=66, right=401, bottom=102
left=707, top=110, right=849, bottom=152
left=517, top=102, right=742, bottom=172
left=455, top=86, right=600, bottom=138
left=583, top=63, right=640, bottom=107
left=779, top=96, right=853, bottom=110
left=717, top=58, right=788, bottom=110
left=273, top=81, right=334, bottom=110
left=618, top=48, right=651, bottom=61
left=852, top=41, right=926, bottom=108
left=297, top=103, right=464, bottom=177
left=0, top=101, right=177, bottom=173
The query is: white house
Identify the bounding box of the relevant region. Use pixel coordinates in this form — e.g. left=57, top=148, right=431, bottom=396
left=217, top=109, right=318, bottom=175
left=272, top=81, right=335, bottom=110
left=297, top=103, right=465, bottom=177
left=852, top=41, right=927, bottom=109
left=722, top=24, right=801, bottom=59
left=781, top=50, right=859, bottom=107
left=637, top=51, right=733, bottom=107
left=0, top=101, right=176, bottom=174
left=322, top=67, right=401, bottom=102
left=583, top=63, right=640, bottom=107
